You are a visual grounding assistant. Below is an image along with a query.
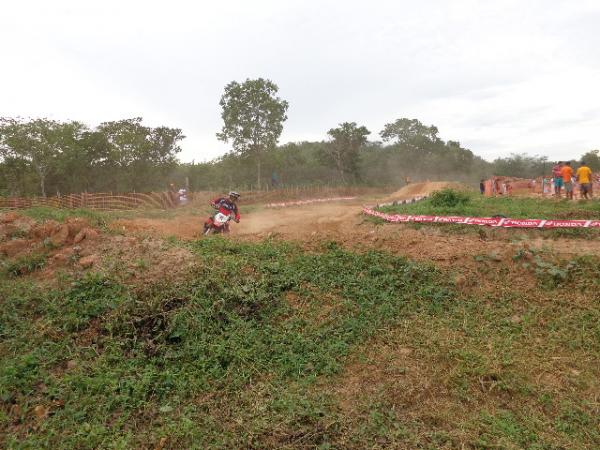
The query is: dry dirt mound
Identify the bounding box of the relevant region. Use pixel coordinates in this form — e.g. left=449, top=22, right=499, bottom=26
left=0, top=213, right=98, bottom=256
left=383, top=181, right=471, bottom=203
left=0, top=212, right=194, bottom=283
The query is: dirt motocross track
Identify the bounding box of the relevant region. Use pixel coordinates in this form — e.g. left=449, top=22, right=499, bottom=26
left=112, top=182, right=450, bottom=240
left=111, top=182, right=600, bottom=263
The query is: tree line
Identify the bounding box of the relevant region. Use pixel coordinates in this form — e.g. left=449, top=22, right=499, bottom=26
left=1, top=78, right=598, bottom=196
left=0, top=117, right=183, bottom=196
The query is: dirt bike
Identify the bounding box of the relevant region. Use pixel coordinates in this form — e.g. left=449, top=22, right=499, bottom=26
left=203, top=212, right=237, bottom=235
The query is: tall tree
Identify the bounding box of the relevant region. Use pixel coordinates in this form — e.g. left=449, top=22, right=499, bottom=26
left=0, top=118, right=85, bottom=197
left=321, top=122, right=370, bottom=183
left=492, top=154, right=549, bottom=178
left=97, top=118, right=184, bottom=191
left=380, top=118, right=440, bottom=147
left=217, top=78, right=288, bottom=189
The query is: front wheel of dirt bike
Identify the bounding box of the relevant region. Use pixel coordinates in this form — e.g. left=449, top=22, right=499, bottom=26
left=203, top=226, right=213, bottom=236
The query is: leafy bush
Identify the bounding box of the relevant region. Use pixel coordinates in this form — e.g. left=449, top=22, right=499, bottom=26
left=430, top=188, right=471, bottom=208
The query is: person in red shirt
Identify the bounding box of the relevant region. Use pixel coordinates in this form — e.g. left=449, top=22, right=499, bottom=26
left=552, top=161, right=563, bottom=197
left=560, top=162, right=574, bottom=200
left=210, top=191, right=241, bottom=221
left=203, top=191, right=241, bottom=233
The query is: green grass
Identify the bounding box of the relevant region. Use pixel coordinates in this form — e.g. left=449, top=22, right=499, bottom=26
left=18, top=207, right=111, bottom=227
left=1, top=238, right=598, bottom=449
left=380, top=191, right=600, bottom=220
left=1, top=253, right=47, bottom=277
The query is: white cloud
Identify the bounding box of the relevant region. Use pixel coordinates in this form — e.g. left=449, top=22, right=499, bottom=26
left=1, top=0, right=599, bottom=162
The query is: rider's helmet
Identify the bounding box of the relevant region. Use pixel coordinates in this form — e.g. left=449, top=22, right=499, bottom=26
left=228, top=191, right=240, bottom=200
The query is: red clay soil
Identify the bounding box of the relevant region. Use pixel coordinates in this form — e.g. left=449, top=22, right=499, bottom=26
left=0, top=212, right=194, bottom=283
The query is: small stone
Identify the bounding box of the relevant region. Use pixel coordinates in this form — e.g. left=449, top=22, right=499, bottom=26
left=0, top=239, right=31, bottom=257
left=454, top=274, right=467, bottom=287
left=73, top=229, right=86, bottom=244
left=33, top=405, right=48, bottom=419
left=84, top=228, right=99, bottom=240
left=52, top=249, right=74, bottom=263
left=66, top=360, right=78, bottom=370
left=30, top=220, right=60, bottom=239
left=66, top=218, right=89, bottom=237
left=50, top=225, right=70, bottom=247
left=154, top=437, right=168, bottom=450
left=79, top=255, right=99, bottom=268
left=510, top=315, right=522, bottom=324
left=0, top=212, right=20, bottom=224
left=74, top=227, right=99, bottom=243
left=398, top=347, right=412, bottom=356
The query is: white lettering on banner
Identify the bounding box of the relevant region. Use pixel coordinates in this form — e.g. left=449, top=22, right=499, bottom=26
left=504, top=220, right=540, bottom=227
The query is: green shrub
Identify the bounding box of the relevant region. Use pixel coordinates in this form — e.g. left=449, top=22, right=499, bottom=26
left=430, top=188, right=471, bottom=208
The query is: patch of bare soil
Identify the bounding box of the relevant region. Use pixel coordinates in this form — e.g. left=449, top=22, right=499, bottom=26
left=0, top=212, right=195, bottom=284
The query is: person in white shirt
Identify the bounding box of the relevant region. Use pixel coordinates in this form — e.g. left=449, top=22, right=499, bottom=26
left=178, top=188, right=188, bottom=205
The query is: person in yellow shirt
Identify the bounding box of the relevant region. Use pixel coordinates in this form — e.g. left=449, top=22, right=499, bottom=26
left=575, top=161, right=593, bottom=199
left=560, top=162, right=574, bottom=200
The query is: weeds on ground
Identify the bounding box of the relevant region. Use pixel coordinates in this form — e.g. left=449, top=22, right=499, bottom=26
left=2, top=253, right=47, bottom=277
left=19, top=207, right=109, bottom=227
left=514, top=249, right=600, bottom=290
left=1, top=238, right=598, bottom=449
left=0, top=238, right=451, bottom=448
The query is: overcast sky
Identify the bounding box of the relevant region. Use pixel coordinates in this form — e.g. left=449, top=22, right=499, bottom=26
left=2, top=0, right=599, bottom=162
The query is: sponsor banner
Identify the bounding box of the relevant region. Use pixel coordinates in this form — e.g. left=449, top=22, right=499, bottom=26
left=266, top=196, right=357, bottom=208
left=502, top=219, right=543, bottom=228
left=465, top=217, right=502, bottom=226
left=363, top=204, right=600, bottom=229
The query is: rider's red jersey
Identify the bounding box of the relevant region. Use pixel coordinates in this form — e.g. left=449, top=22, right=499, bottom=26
left=211, top=197, right=240, bottom=221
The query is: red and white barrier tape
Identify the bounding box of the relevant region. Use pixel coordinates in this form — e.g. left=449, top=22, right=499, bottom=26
left=363, top=207, right=600, bottom=229
left=266, top=196, right=357, bottom=208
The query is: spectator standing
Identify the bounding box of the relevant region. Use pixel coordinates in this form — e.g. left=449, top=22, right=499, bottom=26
left=552, top=161, right=563, bottom=197
left=561, top=162, right=574, bottom=200
left=575, top=161, right=593, bottom=200
left=479, top=179, right=485, bottom=195
left=168, top=183, right=179, bottom=206
left=178, top=187, right=188, bottom=205
left=542, top=177, right=551, bottom=196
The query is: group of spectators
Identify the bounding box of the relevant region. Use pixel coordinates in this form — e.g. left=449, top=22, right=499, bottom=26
left=479, top=161, right=596, bottom=200
left=544, top=161, right=594, bottom=200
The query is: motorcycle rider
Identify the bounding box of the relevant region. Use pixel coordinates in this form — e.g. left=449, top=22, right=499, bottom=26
left=204, top=191, right=241, bottom=233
